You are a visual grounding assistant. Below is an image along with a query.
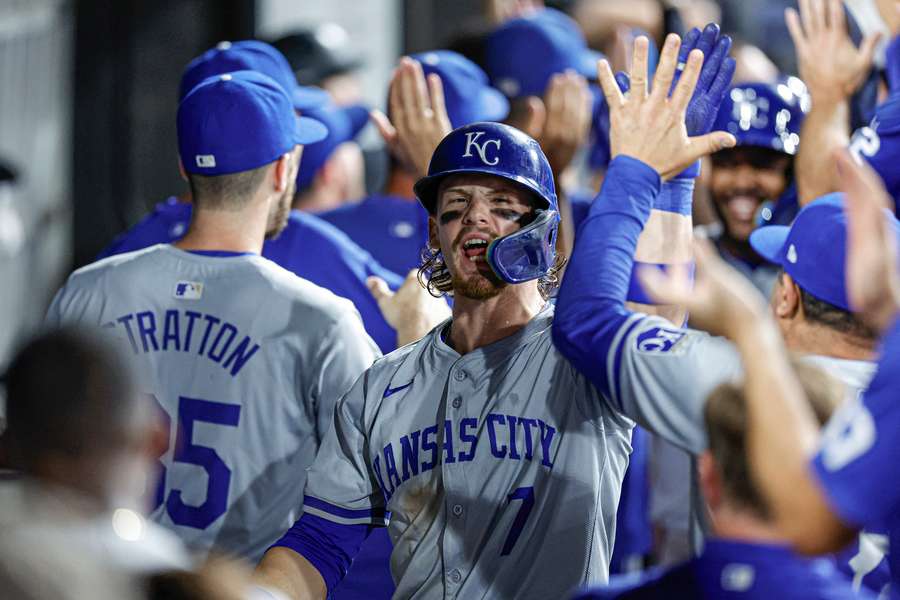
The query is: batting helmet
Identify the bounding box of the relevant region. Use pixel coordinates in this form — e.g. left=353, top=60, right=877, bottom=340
left=414, top=122, right=559, bottom=284
left=713, top=80, right=808, bottom=155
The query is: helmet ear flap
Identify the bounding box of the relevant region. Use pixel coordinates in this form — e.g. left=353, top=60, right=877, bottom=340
left=487, top=209, right=560, bottom=284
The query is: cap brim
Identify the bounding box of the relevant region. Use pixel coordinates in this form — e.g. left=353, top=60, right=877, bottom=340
left=295, top=115, right=329, bottom=145
left=292, top=85, right=330, bottom=111
left=749, top=225, right=790, bottom=265
left=475, top=87, right=511, bottom=122
left=577, top=49, right=604, bottom=82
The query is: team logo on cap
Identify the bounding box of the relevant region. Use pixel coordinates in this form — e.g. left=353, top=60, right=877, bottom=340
left=196, top=154, right=217, bottom=168
left=787, top=244, right=798, bottom=264
left=462, top=131, right=501, bottom=166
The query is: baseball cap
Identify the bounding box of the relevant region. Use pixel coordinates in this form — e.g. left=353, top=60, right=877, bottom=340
left=485, top=8, right=602, bottom=98
left=178, top=71, right=315, bottom=176
left=749, top=193, right=900, bottom=310
left=179, top=40, right=330, bottom=111
left=411, top=50, right=509, bottom=129
left=272, top=24, right=363, bottom=86
left=296, top=102, right=370, bottom=189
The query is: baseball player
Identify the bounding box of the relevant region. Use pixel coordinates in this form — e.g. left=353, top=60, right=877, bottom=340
left=317, top=50, right=509, bottom=276
left=554, top=38, right=896, bottom=597
left=47, top=70, right=379, bottom=562
left=252, top=34, right=733, bottom=600
left=635, top=150, right=900, bottom=598
left=574, top=359, right=871, bottom=599
left=98, top=40, right=406, bottom=354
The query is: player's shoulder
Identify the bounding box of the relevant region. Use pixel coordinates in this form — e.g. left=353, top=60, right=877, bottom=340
left=66, top=244, right=169, bottom=286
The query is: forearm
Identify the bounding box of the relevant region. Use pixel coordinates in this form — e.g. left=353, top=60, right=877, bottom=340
left=796, top=97, right=851, bottom=206
left=254, top=547, right=327, bottom=600
left=732, top=316, right=830, bottom=549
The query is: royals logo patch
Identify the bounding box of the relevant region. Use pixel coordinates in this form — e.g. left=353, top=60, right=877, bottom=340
left=636, top=327, right=686, bottom=354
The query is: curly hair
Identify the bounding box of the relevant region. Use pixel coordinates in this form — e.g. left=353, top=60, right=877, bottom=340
left=417, top=245, right=566, bottom=300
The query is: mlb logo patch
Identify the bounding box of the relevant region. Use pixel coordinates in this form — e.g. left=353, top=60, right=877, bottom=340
left=195, top=154, right=216, bottom=168
left=173, top=281, right=204, bottom=300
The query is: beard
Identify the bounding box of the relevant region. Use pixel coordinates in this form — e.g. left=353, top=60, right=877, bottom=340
left=265, top=181, right=294, bottom=240
left=451, top=269, right=507, bottom=299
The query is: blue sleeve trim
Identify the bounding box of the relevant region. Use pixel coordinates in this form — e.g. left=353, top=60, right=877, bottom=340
left=553, top=155, right=661, bottom=399
left=303, top=495, right=391, bottom=525
left=270, top=512, right=374, bottom=594
left=652, top=176, right=695, bottom=215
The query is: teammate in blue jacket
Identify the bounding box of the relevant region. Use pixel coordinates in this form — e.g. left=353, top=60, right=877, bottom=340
left=573, top=358, right=870, bottom=600
left=98, top=40, right=405, bottom=354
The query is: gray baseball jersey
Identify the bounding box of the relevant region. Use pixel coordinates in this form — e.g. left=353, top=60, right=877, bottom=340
left=46, top=244, right=379, bottom=560
left=299, top=307, right=720, bottom=599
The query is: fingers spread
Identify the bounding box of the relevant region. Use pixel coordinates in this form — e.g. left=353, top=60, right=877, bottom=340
left=369, top=109, right=397, bottom=145
left=785, top=8, right=806, bottom=48
left=671, top=48, right=704, bottom=115
left=597, top=59, right=626, bottom=109
left=828, top=0, right=846, bottom=31
left=651, top=33, right=681, bottom=103
left=629, top=36, right=650, bottom=99
left=366, top=276, right=393, bottom=302
left=426, top=73, right=452, bottom=131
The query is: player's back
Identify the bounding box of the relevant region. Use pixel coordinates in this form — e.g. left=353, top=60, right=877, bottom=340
left=47, top=245, right=379, bottom=560
left=572, top=540, right=873, bottom=600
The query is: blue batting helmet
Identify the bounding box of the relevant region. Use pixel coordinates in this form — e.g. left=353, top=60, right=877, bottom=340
left=713, top=80, right=808, bottom=155
left=414, top=122, right=559, bottom=284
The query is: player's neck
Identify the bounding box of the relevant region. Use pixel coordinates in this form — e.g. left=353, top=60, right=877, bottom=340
left=175, top=202, right=268, bottom=255
left=447, top=285, right=545, bottom=355
left=780, top=319, right=876, bottom=361
left=383, top=169, right=417, bottom=200
left=710, top=505, right=786, bottom=546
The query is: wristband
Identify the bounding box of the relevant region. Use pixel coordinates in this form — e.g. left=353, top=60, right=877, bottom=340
left=652, top=175, right=695, bottom=215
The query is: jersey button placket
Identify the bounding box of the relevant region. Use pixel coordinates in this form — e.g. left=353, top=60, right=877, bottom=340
left=443, top=362, right=470, bottom=598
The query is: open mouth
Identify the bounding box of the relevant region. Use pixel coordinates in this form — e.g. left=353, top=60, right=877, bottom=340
left=462, top=238, right=490, bottom=262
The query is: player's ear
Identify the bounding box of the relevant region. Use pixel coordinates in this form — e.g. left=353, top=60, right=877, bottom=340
left=773, top=272, right=800, bottom=319
left=177, top=158, right=188, bottom=182
left=273, top=152, right=292, bottom=193
left=428, top=215, right=439, bottom=249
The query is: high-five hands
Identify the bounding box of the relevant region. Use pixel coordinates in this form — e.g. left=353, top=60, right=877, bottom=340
left=597, top=33, right=736, bottom=181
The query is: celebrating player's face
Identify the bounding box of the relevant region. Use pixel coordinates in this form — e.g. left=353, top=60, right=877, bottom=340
left=710, top=147, right=791, bottom=242
left=434, top=174, right=533, bottom=300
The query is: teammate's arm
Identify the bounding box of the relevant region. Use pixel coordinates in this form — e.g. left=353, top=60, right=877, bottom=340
left=553, top=33, right=736, bottom=448
left=625, top=24, right=734, bottom=326
left=785, top=0, right=880, bottom=206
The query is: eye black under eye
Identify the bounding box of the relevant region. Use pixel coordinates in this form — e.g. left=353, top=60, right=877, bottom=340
left=493, top=209, right=525, bottom=222
left=439, top=210, right=463, bottom=224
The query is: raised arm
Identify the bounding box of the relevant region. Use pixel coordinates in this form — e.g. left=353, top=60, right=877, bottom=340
left=786, top=0, right=880, bottom=206
left=553, top=32, right=737, bottom=450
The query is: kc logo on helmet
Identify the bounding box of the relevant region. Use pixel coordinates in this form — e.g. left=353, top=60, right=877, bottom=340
left=462, top=131, right=501, bottom=166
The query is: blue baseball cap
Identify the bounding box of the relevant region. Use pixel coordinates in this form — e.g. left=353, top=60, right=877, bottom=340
left=178, top=71, right=318, bottom=176
left=180, top=40, right=330, bottom=111
left=410, top=50, right=509, bottom=128
left=296, top=102, right=370, bottom=189
left=749, top=193, right=900, bottom=310
left=485, top=8, right=601, bottom=98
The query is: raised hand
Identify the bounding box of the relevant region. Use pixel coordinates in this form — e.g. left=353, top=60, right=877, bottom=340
left=836, top=149, right=900, bottom=334
left=538, top=71, right=594, bottom=177
left=598, top=34, right=736, bottom=180
left=785, top=0, right=880, bottom=103
left=370, top=57, right=452, bottom=178
left=367, top=270, right=451, bottom=346
left=637, top=238, right=770, bottom=341
left=617, top=23, right=736, bottom=137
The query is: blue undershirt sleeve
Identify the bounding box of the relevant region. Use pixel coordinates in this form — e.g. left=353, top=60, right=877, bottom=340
left=552, top=155, right=661, bottom=399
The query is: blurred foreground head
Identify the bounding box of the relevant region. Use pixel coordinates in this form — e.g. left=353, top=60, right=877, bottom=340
left=3, top=326, right=159, bottom=510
